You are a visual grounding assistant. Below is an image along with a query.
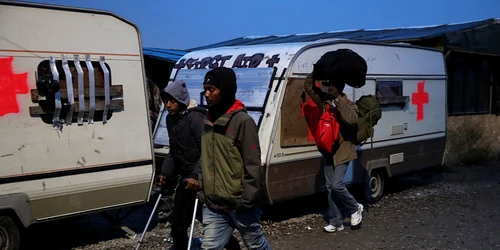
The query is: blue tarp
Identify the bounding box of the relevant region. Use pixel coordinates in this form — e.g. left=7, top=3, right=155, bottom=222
left=143, top=47, right=188, bottom=63
left=189, top=18, right=497, bottom=51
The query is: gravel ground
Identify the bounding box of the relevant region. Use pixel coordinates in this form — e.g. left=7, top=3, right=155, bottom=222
left=22, top=164, right=500, bottom=250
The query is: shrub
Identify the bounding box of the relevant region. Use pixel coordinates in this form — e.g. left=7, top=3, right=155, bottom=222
left=445, top=118, right=492, bottom=166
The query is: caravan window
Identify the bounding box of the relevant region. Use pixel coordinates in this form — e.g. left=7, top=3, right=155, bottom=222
left=376, top=81, right=402, bottom=97
left=153, top=67, right=276, bottom=146
left=376, top=80, right=409, bottom=107
left=32, top=59, right=121, bottom=124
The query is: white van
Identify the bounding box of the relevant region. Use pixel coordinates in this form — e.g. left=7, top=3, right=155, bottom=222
left=153, top=39, right=447, bottom=205
left=0, top=2, right=154, bottom=248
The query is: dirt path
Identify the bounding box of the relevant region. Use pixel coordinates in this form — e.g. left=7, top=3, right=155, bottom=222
left=22, top=165, right=500, bottom=250
left=264, top=165, right=500, bottom=250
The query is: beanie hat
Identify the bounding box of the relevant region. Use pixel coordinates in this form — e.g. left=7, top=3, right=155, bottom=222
left=203, top=67, right=238, bottom=121
left=163, top=80, right=190, bottom=107
left=203, top=67, right=237, bottom=98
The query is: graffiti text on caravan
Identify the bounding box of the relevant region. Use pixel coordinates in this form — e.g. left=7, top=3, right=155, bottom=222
left=0, top=57, right=29, bottom=117
left=174, top=53, right=280, bottom=69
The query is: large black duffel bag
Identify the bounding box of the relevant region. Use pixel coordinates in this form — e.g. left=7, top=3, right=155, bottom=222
left=312, top=48, right=367, bottom=88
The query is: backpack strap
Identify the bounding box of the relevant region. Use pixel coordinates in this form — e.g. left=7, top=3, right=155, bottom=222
left=369, top=109, right=374, bottom=149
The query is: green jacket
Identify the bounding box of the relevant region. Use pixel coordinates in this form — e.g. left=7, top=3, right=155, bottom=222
left=304, top=78, right=359, bottom=166
left=199, top=100, right=263, bottom=210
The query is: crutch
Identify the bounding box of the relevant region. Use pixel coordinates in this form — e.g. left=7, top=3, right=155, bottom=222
left=136, top=175, right=179, bottom=250
left=135, top=193, right=162, bottom=250
left=187, top=196, right=199, bottom=250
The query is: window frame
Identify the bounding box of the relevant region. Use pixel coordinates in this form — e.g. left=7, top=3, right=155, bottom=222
left=279, top=77, right=319, bottom=148
left=152, top=67, right=278, bottom=147
left=32, top=58, right=117, bottom=124
left=375, top=79, right=409, bottom=108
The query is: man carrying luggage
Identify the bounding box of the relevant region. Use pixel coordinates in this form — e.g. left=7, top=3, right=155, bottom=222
left=158, top=80, right=240, bottom=250
left=304, top=51, right=364, bottom=232
left=199, top=67, right=271, bottom=250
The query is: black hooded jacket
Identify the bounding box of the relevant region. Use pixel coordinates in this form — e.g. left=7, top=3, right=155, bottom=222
left=160, top=106, right=207, bottom=180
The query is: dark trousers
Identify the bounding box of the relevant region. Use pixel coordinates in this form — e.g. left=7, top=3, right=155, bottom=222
left=170, top=186, right=241, bottom=250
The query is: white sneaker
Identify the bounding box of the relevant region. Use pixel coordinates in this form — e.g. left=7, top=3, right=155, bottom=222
left=324, top=224, right=344, bottom=233
left=350, top=203, right=364, bottom=226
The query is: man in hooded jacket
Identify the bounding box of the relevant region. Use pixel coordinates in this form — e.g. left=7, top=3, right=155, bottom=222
left=158, top=80, right=240, bottom=250
left=198, top=67, right=271, bottom=250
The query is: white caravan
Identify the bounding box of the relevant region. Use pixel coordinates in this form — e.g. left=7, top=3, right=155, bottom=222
left=0, top=1, right=154, bottom=248
left=154, top=39, right=447, bottom=204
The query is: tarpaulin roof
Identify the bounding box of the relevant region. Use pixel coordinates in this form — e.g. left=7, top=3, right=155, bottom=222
left=189, top=18, right=499, bottom=51
left=143, top=18, right=500, bottom=63
left=143, top=47, right=188, bottom=63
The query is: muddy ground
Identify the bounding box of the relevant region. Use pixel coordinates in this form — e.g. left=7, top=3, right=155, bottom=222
left=22, top=164, right=500, bottom=250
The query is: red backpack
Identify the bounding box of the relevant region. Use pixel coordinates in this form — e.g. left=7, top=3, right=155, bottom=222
left=314, top=103, right=341, bottom=153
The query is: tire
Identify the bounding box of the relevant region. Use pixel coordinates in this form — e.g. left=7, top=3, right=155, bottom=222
left=363, top=169, right=385, bottom=203
left=0, top=215, right=21, bottom=250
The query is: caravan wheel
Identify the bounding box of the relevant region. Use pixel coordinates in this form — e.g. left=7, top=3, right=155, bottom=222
left=0, top=215, right=20, bottom=250
left=368, top=170, right=385, bottom=202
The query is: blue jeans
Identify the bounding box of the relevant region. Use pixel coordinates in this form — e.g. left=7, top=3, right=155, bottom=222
left=324, top=163, right=359, bottom=227
left=201, top=206, right=271, bottom=250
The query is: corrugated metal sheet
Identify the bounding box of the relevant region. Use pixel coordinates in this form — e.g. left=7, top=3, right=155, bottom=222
left=143, top=47, right=188, bottom=63
left=189, top=18, right=498, bottom=51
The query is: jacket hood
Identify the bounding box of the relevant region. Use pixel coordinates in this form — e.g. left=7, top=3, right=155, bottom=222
left=164, top=80, right=190, bottom=107
left=225, top=100, right=245, bottom=114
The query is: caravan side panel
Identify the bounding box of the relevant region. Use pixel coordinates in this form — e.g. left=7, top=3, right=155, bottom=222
left=266, top=42, right=446, bottom=203
left=0, top=4, right=154, bottom=222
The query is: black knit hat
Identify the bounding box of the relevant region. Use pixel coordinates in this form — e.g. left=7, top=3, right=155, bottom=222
left=204, top=67, right=237, bottom=100
left=203, top=67, right=238, bottom=121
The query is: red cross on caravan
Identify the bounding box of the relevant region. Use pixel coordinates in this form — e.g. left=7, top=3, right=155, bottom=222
left=411, top=80, right=429, bottom=121
left=0, top=56, right=29, bottom=117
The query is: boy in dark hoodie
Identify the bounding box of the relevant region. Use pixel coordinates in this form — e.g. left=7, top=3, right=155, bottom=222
left=158, top=80, right=240, bottom=250
left=199, top=67, right=271, bottom=250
